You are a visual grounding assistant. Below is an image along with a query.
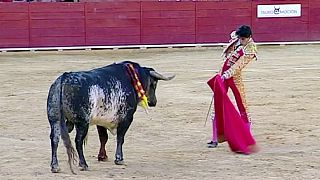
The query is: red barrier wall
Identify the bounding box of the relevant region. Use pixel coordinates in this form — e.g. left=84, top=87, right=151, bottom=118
left=252, top=0, right=309, bottom=42
left=29, top=3, right=85, bottom=47
left=309, top=1, right=320, bottom=41
left=141, top=1, right=195, bottom=44
left=196, top=1, right=252, bottom=43
left=86, top=2, right=141, bottom=45
left=0, top=1, right=319, bottom=48
left=0, top=3, right=29, bottom=48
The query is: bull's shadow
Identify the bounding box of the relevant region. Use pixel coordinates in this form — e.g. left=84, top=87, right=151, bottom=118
left=47, top=61, right=175, bottom=174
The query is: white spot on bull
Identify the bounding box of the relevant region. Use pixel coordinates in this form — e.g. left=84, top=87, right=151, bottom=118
left=88, top=81, right=127, bottom=135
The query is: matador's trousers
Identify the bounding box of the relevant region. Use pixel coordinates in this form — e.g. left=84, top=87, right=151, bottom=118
left=211, top=73, right=250, bottom=142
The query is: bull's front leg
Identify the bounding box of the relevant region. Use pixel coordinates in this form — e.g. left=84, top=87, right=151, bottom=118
left=114, top=119, right=132, bottom=165
left=97, top=125, right=108, bottom=161
left=115, top=134, right=125, bottom=165
left=75, top=122, right=89, bottom=171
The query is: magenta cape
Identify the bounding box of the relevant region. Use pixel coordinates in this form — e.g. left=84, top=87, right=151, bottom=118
left=207, top=74, right=258, bottom=154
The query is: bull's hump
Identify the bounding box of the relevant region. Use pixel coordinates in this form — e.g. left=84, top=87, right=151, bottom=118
left=88, top=82, right=128, bottom=135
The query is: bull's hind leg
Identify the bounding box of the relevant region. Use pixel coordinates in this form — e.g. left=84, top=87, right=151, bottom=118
left=75, top=122, right=89, bottom=171
left=97, top=125, right=108, bottom=161
left=66, top=120, right=74, bottom=133
left=49, top=120, right=61, bottom=173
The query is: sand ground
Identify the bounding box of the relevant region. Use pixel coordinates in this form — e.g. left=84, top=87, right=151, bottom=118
left=0, top=45, right=319, bottom=180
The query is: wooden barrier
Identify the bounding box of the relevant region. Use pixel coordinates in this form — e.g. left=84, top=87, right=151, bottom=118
left=85, top=2, right=141, bottom=45
left=309, top=1, right=320, bottom=41
left=251, top=0, right=309, bottom=42
left=29, top=3, right=85, bottom=47
left=0, top=0, right=319, bottom=48
left=196, top=1, right=252, bottom=43
left=141, top=1, right=195, bottom=44
left=0, top=3, right=29, bottom=48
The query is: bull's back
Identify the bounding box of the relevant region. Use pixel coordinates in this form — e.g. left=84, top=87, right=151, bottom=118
left=48, top=64, right=137, bottom=132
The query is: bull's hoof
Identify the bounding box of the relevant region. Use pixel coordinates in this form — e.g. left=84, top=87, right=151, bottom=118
left=114, top=159, right=125, bottom=165
left=79, top=165, right=89, bottom=171
left=79, top=166, right=89, bottom=171
left=51, top=167, right=61, bottom=173
left=98, top=155, right=108, bottom=162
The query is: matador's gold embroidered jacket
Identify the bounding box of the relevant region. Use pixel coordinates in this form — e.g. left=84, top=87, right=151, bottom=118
left=221, top=38, right=257, bottom=80
left=220, top=38, right=257, bottom=120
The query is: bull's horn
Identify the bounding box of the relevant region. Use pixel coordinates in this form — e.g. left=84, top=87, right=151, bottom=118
left=150, top=71, right=175, bottom=81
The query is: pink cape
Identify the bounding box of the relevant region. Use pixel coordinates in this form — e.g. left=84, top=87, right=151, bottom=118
left=207, top=74, right=258, bottom=154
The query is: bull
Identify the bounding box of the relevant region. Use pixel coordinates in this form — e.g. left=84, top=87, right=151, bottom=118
left=47, top=61, right=175, bottom=173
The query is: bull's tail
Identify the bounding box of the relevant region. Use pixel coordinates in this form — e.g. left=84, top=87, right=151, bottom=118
left=59, top=73, right=77, bottom=174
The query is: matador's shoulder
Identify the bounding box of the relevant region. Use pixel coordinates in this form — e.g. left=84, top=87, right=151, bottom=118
left=244, top=39, right=257, bottom=59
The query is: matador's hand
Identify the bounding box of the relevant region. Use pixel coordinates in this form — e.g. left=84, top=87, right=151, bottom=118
left=221, top=75, right=225, bottom=82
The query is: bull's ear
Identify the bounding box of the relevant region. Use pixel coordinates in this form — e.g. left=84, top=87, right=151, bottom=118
left=150, top=71, right=175, bottom=81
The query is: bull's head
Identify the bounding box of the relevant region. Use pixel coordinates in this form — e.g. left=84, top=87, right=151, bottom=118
left=142, top=68, right=175, bottom=107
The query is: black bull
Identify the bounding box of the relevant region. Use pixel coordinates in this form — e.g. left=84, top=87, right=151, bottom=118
left=47, top=61, right=175, bottom=173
